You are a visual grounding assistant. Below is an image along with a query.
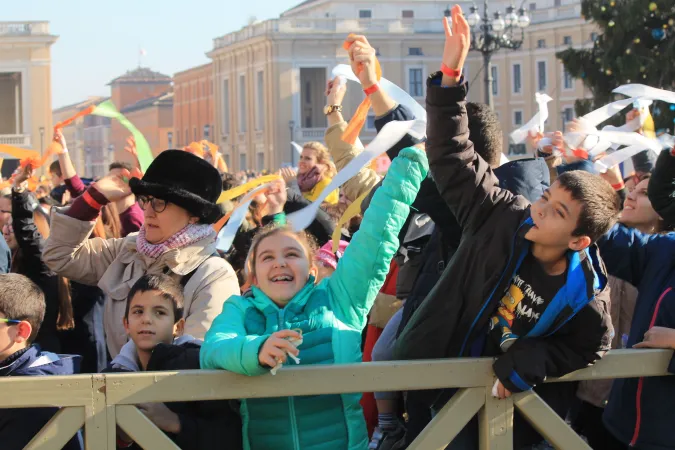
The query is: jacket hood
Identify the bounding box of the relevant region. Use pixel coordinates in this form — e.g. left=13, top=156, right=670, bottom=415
left=0, top=345, right=81, bottom=376
left=494, top=157, right=550, bottom=204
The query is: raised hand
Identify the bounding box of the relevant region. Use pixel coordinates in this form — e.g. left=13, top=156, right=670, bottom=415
left=326, top=77, right=347, bottom=106
left=278, top=167, right=297, bottom=185
left=345, top=34, right=378, bottom=88
left=265, top=179, right=288, bottom=216
left=441, top=5, right=471, bottom=86
left=13, top=165, right=33, bottom=187
left=93, top=168, right=141, bottom=202
left=53, top=129, right=68, bottom=155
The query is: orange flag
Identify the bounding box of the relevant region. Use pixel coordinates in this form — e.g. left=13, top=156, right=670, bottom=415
left=341, top=34, right=382, bottom=145
left=54, top=105, right=95, bottom=130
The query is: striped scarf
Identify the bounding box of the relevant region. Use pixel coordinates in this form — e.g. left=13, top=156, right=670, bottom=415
left=136, top=223, right=214, bottom=259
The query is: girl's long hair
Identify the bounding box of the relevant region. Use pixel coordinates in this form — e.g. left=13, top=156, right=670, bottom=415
left=92, top=202, right=122, bottom=239
left=32, top=207, right=75, bottom=331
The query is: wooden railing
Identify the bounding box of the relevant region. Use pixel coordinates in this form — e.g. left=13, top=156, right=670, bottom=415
left=2, top=348, right=671, bottom=449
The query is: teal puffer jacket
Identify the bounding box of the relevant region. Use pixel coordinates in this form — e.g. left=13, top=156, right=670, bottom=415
left=200, top=147, right=428, bottom=450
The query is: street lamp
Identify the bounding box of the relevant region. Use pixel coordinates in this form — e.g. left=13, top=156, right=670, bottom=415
left=39, top=127, right=45, bottom=160
left=466, top=1, right=530, bottom=108
left=288, top=120, right=295, bottom=167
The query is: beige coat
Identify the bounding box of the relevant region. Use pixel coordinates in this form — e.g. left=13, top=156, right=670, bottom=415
left=325, top=121, right=381, bottom=202
left=43, top=210, right=240, bottom=357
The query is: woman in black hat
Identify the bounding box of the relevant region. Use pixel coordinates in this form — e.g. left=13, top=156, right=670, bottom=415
left=44, top=150, right=240, bottom=357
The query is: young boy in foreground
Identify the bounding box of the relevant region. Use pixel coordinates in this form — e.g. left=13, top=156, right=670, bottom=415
left=395, top=6, right=619, bottom=447
left=110, top=274, right=242, bottom=450
left=0, top=273, right=82, bottom=450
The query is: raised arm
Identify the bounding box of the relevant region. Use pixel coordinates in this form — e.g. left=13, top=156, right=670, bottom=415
left=54, top=130, right=86, bottom=197
left=43, top=174, right=134, bottom=285
left=425, top=6, right=525, bottom=235
left=648, top=148, right=675, bottom=226
left=328, top=146, right=428, bottom=329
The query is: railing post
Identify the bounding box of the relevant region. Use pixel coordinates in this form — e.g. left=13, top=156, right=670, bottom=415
left=85, top=374, right=113, bottom=449
left=479, top=382, right=514, bottom=450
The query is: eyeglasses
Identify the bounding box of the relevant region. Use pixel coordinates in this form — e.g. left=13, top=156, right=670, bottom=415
left=137, top=195, right=168, bottom=213
left=0, top=318, right=22, bottom=325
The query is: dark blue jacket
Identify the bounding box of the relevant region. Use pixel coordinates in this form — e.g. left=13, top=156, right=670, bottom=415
left=600, top=225, right=675, bottom=450
left=0, top=345, right=82, bottom=450
left=0, top=234, right=10, bottom=274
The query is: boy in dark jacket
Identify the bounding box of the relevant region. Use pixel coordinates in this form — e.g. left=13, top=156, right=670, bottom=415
left=395, top=6, right=618, bottom=447
left=0, top=273, right=82, bottom=450
left=109, top=274, right=242, bottom=450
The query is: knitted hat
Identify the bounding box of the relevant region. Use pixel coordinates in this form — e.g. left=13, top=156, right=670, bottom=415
left=129, top=150, right=222, bottom=224
left=315, top=240, right=349, bottom=270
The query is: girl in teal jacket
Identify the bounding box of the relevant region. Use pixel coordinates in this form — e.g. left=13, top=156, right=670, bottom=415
left=200, top=147, right=428, bottom=450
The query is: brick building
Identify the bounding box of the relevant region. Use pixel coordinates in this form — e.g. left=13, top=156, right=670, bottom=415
left=173, top=63, right=214, bottom=148
left=120, top=92, right=174, bottom=158
left=108, top=68, right=172, bottom=163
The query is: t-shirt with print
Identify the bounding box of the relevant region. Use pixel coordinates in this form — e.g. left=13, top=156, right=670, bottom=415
left=488, top=252, right=567, bottom=352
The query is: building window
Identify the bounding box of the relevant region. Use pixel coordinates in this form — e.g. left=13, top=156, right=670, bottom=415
left=513, top=64, right=522, bottom=94
left=537, top=39, right=546, bottom=48
left=185, top=129, right=189, bottom=144
left=591, top=32, right=598, bottom=42
left=408, top=47, right=423, bottom=56
left=256, top=71, right=264, bottom=131
left=402, top=10, right=414, bottom=19
left=193, top=127, right=197, bottom=142
left=408, top=68, right=423, bottom=97
left=563, top=107, right=575, bottom=126
left=529, top=3, right=536, bottom=11
left=257, top=152, right=265, bottom=171
left=537, top=61, right=547, bottom=91
left=491, top=66, right=499, bottom=96
left=204, top=125, right=210, bottom=140
left=224, top=153, right=230, bottom=168
left=359, top=10, right=372, bottom=19
left=514, top=110, right=523, bottom=126
left=239, top=75, right=247, bottom=133
left=563, top=36, right=572, bottom=46
left=176, top=130, right=181, bottom=147
left=239, top=153, right=247, bottom=171
left=554, top=0, right=561, bottom=6
left=222, top=79, right=230, bottom=135
left=563, top=70, right=574, bottom=90
left=366, top=114, right=376, bottom=130
left=167, top=132, right=173, bottom=148
left=509, top=144, right=527, bottom=155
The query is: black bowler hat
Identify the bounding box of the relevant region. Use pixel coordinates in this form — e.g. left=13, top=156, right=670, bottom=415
left=129, top=150, right=222, bottom=224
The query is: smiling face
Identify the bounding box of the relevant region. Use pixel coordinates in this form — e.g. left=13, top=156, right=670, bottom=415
left=525, top=182, right=587, bottom=251
left=123, top=290, right=184, bottom=353
left=253, top=231, right=315, bottom=306
left=298, top=148, right=320, bottom=175
left=621, top=178, right=661, bottom=232
left=2, top=221, right=17, bottom=252
left=0, top=197, right=11, bottom=229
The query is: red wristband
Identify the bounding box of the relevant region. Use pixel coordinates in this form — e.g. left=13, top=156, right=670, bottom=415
left=363, top=83, right=380, bottom=96
left=117, top=437, right=133, bottom=448
left=82, top=190, right=103, bottom=211
left=611, top=182, right=625, bottom=191
left=441, top=63, right=462, bottom=78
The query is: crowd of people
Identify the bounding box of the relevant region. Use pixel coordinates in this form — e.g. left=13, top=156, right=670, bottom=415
left=0, top=5, right=674, bottom=450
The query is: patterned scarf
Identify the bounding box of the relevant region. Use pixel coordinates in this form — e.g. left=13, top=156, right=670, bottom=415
left=296, top=166, right=323, bottom=193
left=136, top=223, right=215, bottom=259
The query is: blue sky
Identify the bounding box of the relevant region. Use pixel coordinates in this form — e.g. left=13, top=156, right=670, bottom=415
left=4, top=0, right=300, bottom=108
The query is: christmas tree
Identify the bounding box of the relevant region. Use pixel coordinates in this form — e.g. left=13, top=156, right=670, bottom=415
left=557, top=0, right=675, bottom=132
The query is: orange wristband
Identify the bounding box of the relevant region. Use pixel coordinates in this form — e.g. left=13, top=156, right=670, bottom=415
left=363, top=83, right=380, bottom=96
left=82, top=190, right=103, bottom=211
left=441, top=63, right=462, bottom=78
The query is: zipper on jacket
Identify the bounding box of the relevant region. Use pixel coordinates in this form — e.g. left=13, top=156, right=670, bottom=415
left=629, top=286, right=672, bottom=447
left=288, top=397, right=301, bottom=450
left=458, top=219, right=530, bottom=356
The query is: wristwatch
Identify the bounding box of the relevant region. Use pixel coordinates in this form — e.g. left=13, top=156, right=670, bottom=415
left=323, top=105, right=343, bottom=116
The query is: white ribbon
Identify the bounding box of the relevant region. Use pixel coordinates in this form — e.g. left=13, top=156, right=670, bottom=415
left=580, top=97, right=636, bottom=127
left=613, top=84, right=675, bottom=104
left=331, top=64, right=427, bottom=123
left=215, top=183, right=277, bottom=253
left=286, top=119, right=427, bottom=232
left=510, top=93, right=553, bottom=144
left=291, top=141, right=303, bottom=156
left=594, top=144, right=653, bottom=173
